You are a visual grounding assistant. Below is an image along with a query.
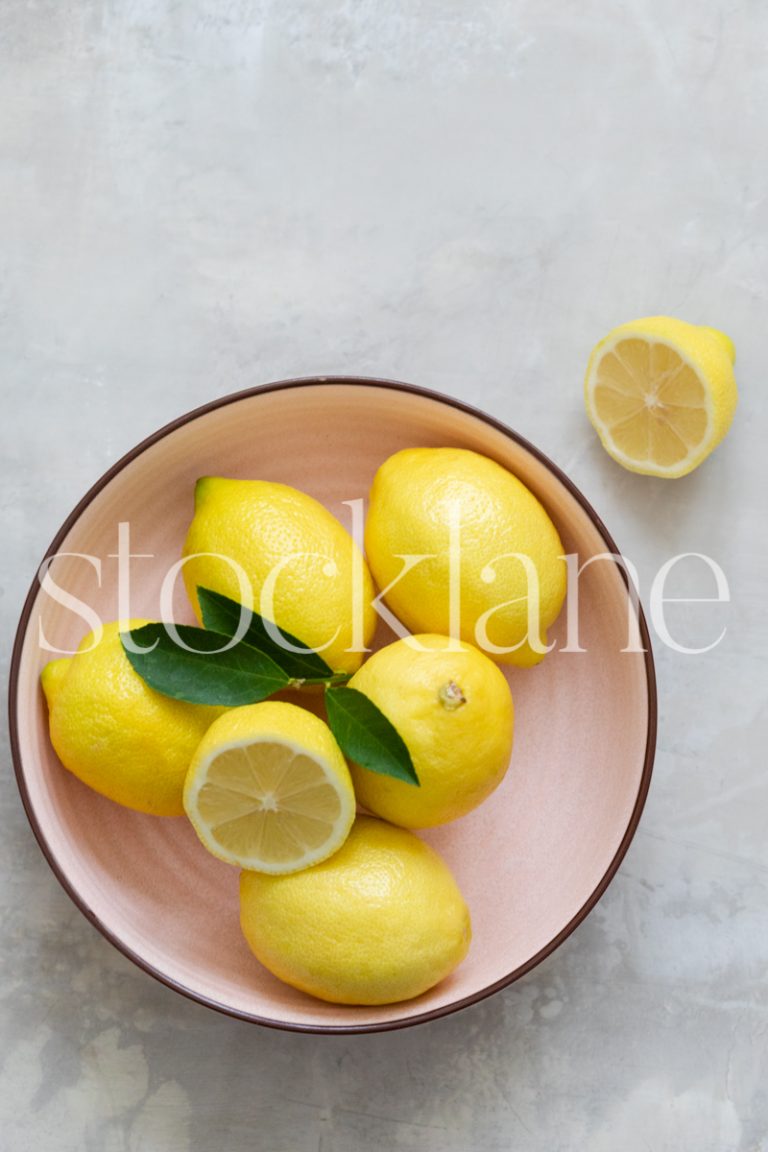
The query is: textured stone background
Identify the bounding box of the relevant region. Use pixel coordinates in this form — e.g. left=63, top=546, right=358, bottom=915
left=1, top=2, right=766, bottom=1149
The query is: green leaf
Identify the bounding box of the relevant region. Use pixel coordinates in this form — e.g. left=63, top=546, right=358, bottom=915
left=121, top=624, right=291, bottom=706
left=197, top=587, right=338, bottom=682
left=325, top=686, right=419, bottom=786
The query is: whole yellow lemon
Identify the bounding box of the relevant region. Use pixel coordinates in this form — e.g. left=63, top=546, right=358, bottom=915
left=41, top=621, right=220, bottom=816
left=239, top=816, right=471, bottom=1005
left=347, top=634, right=513, bottom=828
left=365, top=447, right=566, bottom=667
left=182, top=477, right=375, bottom=675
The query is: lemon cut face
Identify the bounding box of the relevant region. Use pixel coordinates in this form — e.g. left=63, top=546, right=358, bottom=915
left=184, top=702, right=355, bottom=873
left=585, top=318, right=737, bottom=478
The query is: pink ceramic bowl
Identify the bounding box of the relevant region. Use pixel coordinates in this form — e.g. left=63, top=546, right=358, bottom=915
left=9, top=378, right=655, bottom=1033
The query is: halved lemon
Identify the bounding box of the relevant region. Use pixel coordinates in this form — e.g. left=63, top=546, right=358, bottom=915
left=585, top=316, right=737, bottom=478
left=183, top=701, right=356, bottom=873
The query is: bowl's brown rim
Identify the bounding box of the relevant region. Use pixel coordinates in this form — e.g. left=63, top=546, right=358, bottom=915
left=8, top=375, right=657, bottom=1035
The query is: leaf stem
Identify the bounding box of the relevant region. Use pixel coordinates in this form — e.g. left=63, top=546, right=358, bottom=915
left=287, top=672, right=353, bottom=690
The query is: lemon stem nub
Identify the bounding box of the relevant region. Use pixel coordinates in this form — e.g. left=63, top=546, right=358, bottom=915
left=193, top=476, right=214, bottom=508
left=438, top=681, right=466, bottom=711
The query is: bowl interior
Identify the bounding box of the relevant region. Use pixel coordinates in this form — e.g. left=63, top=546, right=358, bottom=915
left=12, top=381, right=653, bottom=1030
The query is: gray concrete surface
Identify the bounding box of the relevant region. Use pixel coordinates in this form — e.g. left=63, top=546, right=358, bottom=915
left=1, top=2, right=767, bottom=1149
